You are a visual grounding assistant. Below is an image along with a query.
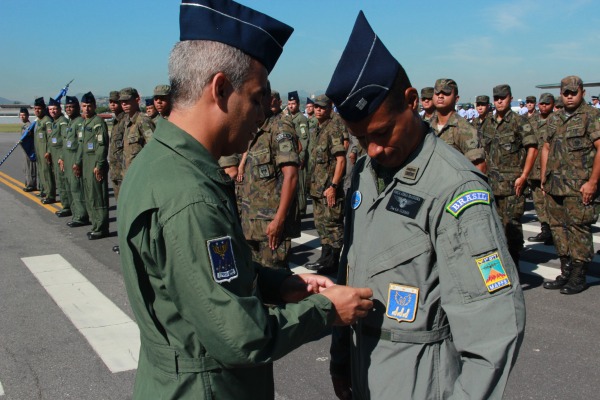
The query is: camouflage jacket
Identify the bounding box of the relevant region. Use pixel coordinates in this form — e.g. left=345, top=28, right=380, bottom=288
left=429, top=112, right=485, bottom=163
left=239, top=112, right=300, bottom=240
left=421, top=110, right=436, bottom=124
left=528, top=112, right=552, bottom=180
left=109, top=111, right=126, bottom=181
left=307, top=114, right=346, bottom=198
left=482, top=110, right=537, bottom=196
left=290, top=112, right=309, bottom=163
left=48, top=114, right=69, bottom=159
left=545, top=102, right=600, bottom=196
left=123, top=111, right=155, bottom=171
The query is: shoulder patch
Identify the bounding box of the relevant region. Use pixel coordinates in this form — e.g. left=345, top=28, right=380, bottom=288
left=276, top=132, right=293, bottom=142
left=475, top=252, right=511, bottom=292
left=207, top=236, right=238, bottom=283
left=331, top=137, right=342, bottom=146
left=446, top=190, right=490, bottom=218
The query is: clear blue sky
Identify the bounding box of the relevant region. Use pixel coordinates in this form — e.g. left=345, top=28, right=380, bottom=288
left=1, top=0, right=600, bottom=104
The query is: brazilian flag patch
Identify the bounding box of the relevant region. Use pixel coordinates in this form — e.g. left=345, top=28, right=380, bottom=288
left=445, top=190, right=490, bottom=218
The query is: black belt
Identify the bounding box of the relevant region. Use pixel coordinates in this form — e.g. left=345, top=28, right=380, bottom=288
left=360, top=323, right=451, bottom=344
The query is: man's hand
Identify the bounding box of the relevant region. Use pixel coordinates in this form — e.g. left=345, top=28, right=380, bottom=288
left=58, top=159, right=64, bottom=172
left=44, top=152, right=52, bottom=164
left=320, top=285, right=373, bottom=325
left=332, top=376, right=352, bottom=400
left=324, top=186, right=337, bottom=207
left=73, top=164, right=81, bottom=178
left=280, top=274, right=335, bottom=303
left=514, top=176, right=527, bottom=197
left=265, top=217, right=284, bottom=250
left=93, top=167, right=103, bottom=182
left=580, top=180, right=597, bottom=205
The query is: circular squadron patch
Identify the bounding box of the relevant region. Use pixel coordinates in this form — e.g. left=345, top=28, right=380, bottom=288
left=351, top=190, right=362, bottom=209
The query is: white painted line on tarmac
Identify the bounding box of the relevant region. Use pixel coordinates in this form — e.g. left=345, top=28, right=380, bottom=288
left=0, top=379, right=4, bottom=396
left=521, top=260, right=600, bottom=283
left=293, top=232, right=322, bottom=247
left=522, top=222, right=600, bottom=245
left=21, top=254, right=140, bottom=373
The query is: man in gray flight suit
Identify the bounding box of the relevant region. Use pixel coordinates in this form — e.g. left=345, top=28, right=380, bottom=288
left=326, top=11, right=525, bottom=400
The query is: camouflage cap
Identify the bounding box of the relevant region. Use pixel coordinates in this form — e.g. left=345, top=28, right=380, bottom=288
left=475, top=95, right=490, bottom=104
left=119, top=87, right=138, bottom=101
left=434, top=79, right=458, bottom=95
left=555, top=97, right=564, bottom=107
left=109, top=91, right=120, bottom=102
left=420, top=87, right=434, bottom=100
left=539, top=93, right=555, bottom=104
left=493, top=84, right=511, bottom=98
left=525, top=96, right=536, bottom=103
left=153, top=84, right=171, bottom=96
left=271, top=90, right=281, bottom=100
left=560, top=75, right=583, bottom=94
left=313, top=94, right=332, bottom=108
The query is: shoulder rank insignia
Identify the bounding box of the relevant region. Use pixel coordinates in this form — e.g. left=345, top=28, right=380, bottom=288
left=386, top=284, right=419, bottom=323
left=476, top=252, right=511, bottom=292
left=445, top=190, right=490, bottom=218
left=207, top=236, right=238, bottom=283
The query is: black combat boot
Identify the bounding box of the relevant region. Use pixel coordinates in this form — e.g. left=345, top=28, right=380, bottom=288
left=305, top=245, right=331, bottom=271
left=543, top=256, right=572, bottom=290
left=317, top=246, right=341, bottom=276
left=528, top=223, right=552, bottom=243
left=560, top=261, right=588, bottom=295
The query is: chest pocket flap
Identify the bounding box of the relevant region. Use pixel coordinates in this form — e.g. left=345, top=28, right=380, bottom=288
left=367, top=231, right=432, bottom=278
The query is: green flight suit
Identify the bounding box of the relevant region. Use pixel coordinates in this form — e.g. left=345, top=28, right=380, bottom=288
left=34, top=114, right=52, bottom=196
left=62, top=116, right=88, bottom=223
left=331, top=130, right=525, bottom=400
left=78, top=114, right=109, bottom=234
left=118, top=118, right=335, bottom=400
left=48, top=114, right=70, bottom=209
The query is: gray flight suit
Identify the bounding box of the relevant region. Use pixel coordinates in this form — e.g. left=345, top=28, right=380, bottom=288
left=331, top=131, right=525, bottom=400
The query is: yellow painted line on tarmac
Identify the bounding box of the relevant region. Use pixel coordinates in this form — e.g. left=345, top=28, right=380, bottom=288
left=0, top=170, right=62, bottom=213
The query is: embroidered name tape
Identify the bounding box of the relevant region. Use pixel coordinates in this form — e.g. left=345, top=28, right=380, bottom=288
left=475, top=252, right=511, bottom=293
left=386, top=189, right=423, bottom=219
left=276, top=132, right=293, bottom=142
left=445, top=190, right=490, bottom=218
left=386, top=284, right=419, bottom=323
left=207, top=236, right=238, bottom=283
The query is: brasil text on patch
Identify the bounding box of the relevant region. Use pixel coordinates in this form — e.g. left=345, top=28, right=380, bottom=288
left=207, top=236, right=238, bottom=283
left=386, top=284, right=419, bottom=323
left=445, top=190, right=490, bottom=218
left=475, top=252, right=511, bottom=292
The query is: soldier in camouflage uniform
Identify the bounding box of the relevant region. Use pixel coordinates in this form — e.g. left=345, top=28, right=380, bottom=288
left=527, top=93, right=555, bottom=244
left=419, top=86, right=435, bottom=122
left=305, top=94, right=346, bottom=275
left=33, top=97, right=54, bottom=202
left=483, top=84, right=538, bottom=267
left=119, top=87, right=155, bottom=172
left=61, top=96, right=89, bottom=227
left=153, top=84, right=171, bottom=119
left=78, top=92, right=110, bottom=240
left=145, top=98, right=160, bottom=123
left=471, top=95, right=491, bottom=135
left=108, top=91, right=125, bottom=202
left=47, top=98, right=71, bottom=216
left=429, top=79, right=487, bottom=173
left=219, top=153, right=243, bottom=213
left=525, top=95, right=539, bottom=119
left=239, top=88, right=300, bottom=269
left=287, top=91, right=309, bottom=215
left=541, top=76, right=600, bottom=294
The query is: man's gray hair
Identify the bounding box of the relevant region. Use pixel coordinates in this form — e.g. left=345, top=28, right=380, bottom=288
left=169, top=40, right=252, bottom=110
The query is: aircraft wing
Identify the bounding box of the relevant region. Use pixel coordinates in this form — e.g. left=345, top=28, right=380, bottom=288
left=536, top=81, right=600, bottom=89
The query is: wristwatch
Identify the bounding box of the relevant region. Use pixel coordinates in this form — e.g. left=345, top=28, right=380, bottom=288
left=330, top=183, right=338, bottom=189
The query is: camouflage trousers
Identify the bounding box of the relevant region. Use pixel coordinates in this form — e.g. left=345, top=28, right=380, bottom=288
left=112, top=179, right=122, bottom=202
left=247, top=239, right=291, bottom=270
left=495, top=195, right=525, bottom=256
left=297, top=168, right=307, bottom=214
left=528, top=179, right=548, bottom=224
left=545, top=195, right=597, bottom=263
left=311, top=196, right=344, bottom=249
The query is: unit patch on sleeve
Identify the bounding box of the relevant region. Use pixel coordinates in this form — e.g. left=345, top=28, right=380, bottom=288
left=386, top=284, right=419, bottom=323
left=207, top=236, right=238, bottom=283
left=475, top=252, right=511, bottom=292
left=275, top=132, right=293, bottom=142
left=445, top=190, right=490, bottom=218
left=386, top=189, right=423, bottom=219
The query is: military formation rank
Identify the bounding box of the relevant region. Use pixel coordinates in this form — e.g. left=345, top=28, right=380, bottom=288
left=475, top=252, right=511, bottom=293
left=386, top=284, right=419, bottom=323
left=207, top=236, right=238, bottom=283
left=445, top=190, right=490, bottom=218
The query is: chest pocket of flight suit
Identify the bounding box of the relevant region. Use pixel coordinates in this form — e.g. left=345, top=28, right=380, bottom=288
left=366, top=232, right=432, bottom=280
left=251, top=149, right=274, bottom=179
